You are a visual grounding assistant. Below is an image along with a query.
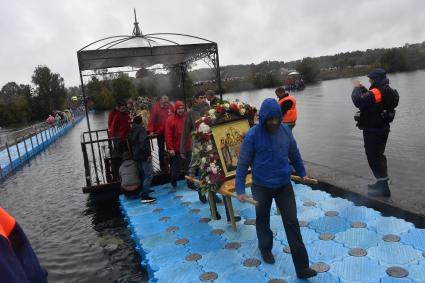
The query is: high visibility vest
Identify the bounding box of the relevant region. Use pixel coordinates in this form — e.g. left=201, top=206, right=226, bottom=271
left=370, top=88, right=382, bottom=104
left=278, top=96, right=297, bottom=123
left=0, top=206, right=16, bottom=240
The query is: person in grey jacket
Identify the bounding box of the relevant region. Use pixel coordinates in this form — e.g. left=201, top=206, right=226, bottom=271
left=180, top=92, right=210, bottom=203
left=119, top=152, right=141, bottom=197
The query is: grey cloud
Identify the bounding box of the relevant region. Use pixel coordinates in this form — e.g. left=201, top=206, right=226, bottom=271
left=1, top=0, right=425, bottom=87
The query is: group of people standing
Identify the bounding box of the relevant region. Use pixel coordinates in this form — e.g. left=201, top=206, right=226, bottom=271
left=108, top=90, right=223, bottom=204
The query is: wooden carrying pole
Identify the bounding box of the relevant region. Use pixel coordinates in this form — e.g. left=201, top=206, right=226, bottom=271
left=185, top=176, right=258, bottom=206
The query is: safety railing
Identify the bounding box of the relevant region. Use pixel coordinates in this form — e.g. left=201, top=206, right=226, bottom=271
left=80, top=129, right=163, bottom=191
left=0, top=113, right=85, bottom=181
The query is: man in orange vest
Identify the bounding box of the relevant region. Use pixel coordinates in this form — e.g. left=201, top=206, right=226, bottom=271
left=0, top=206, right=48, bottom=282
left=275, top=87, right=297, bottom=129
left=352, top=68, right=399, bottom=197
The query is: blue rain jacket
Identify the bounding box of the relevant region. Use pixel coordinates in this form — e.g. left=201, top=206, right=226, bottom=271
left=235, top=98, right=306, bottom=194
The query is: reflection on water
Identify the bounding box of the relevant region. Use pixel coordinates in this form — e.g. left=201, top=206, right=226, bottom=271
left=0, top=112, right=145, bottom=283
left=225, top=70, right=425, bottom=190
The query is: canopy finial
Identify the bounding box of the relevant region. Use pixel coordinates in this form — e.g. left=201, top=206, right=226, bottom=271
left=132, top=8, right=142, bottom=36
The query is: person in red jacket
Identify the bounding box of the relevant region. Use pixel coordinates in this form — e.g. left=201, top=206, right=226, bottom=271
left=107, top=102, right=122, bottom=137
left=111, top=103, right=131, bottom=154
left=165, top=100, right=191, bottom=191
left=0, top=206, right=48, bottom=283
left=147, top=95, right=174, bottom=170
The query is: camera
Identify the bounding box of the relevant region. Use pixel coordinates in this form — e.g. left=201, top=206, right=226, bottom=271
left=354, top=111, right=361, bottom=122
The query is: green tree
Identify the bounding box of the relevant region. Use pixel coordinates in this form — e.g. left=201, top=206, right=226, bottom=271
left=380, top=48, right=408, bottom=73
left=296, top=57, right=320, bottom=83
left=92, top=87, right=115, bottom=110
left=111, top=73, right=137, bottom=102
left=31, top=66, right=67, bottom=118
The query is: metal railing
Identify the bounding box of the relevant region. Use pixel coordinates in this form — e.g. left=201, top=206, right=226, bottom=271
left=80, top=129, right=163, bottom=189
left=0, top=113, right=85, bottom=180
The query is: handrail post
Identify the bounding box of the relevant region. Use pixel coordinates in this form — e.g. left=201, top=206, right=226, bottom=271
left=15, top=138, right=22, bottom=165
left=29, top=132, right=35, bottom=157
left=81, top=142, right=92, bottom=187
left=23, top=135, right=29, bottom=161
left=5, top=142, right=14, bottom=170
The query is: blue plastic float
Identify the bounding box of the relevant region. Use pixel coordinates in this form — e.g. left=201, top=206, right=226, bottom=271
left=120, top=180, right=425, bottom=283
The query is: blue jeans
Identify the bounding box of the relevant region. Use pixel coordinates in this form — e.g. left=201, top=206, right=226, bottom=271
left=137, top=159, right=153, bottom=194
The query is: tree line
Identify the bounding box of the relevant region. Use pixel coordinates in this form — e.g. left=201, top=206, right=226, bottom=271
left=0, top=66, right=74, bottom=127
left=191, top=41, right=425, bottom=88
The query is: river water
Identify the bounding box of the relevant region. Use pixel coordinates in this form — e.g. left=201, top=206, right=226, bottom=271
left=0, top=112, right=146, bottom=282
left=0, top=71, right=424, bottom=282
left=225, top=70, right=425, bottom=190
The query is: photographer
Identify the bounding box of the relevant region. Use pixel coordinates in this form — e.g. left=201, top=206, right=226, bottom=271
left=352, top=68, right=399, bottom=197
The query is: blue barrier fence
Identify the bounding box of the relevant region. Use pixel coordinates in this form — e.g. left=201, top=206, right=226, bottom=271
left=0, top=115, right=85, bottom=180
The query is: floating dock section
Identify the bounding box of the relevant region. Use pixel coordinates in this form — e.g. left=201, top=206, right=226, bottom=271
left=120, top=181, right=425, bottom=283
left=0, top=116, right=84, bottom=180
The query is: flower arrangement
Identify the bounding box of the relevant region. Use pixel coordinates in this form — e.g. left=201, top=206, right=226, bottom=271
left=192, top=100, right=257, bottom=194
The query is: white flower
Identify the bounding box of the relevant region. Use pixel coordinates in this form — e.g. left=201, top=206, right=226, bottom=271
left=206, top=145, right=213, bottom=151
left=211, top=167, right=218, bottom=174
left=198, top=123, right=211, bottom=134
left=209, top=114, right=216, bottom=120
left=239, top=108, right=246, bottom=115
left=208, top=109, right=216, bottom=115
left=201, top=157, right=207, bottom=165
left=223, top=103, right=230, bottom=110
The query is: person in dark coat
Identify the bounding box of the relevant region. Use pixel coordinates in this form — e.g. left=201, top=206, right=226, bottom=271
left=0, top=206, right=48, bottom=283
left=352, top=68, right=398, bottom=197
left=128, top=116, right=156, bottom=203
left=235, top=98, right=317, bottom=279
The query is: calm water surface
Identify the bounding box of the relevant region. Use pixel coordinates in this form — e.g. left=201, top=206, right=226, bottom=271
left=0, top=71, right=424, bottom=282
left=0, top=112, right=146, bottom=282
left=225, top=70, right=425, bottom=190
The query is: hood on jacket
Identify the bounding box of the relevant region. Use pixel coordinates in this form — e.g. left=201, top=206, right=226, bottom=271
left=259, top=98, right=282, bottom=126
left=174, top=100, right=185, bottom=115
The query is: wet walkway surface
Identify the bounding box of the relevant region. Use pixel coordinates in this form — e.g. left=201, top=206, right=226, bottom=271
left=121, top=181, right=425, bottom=283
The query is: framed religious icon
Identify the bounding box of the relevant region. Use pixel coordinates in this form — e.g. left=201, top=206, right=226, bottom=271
left=211, top=118, right=251, bottom=178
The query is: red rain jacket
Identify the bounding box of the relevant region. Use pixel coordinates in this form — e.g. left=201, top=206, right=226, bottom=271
left=147, top=102, right=174, bottom=135
left=165, top=101, right=191, bottom=153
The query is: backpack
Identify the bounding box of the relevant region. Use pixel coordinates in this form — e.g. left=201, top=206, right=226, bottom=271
left=380, top=86, right=399, bottom=123
left=381, top=86, right=399, bottom=110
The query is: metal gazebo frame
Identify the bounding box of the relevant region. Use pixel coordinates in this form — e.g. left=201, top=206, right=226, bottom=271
left=77, top=10, right=224, bottom=192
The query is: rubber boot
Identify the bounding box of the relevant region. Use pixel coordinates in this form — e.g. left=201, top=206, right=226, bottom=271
left=368, top=180, right=391, bottom=197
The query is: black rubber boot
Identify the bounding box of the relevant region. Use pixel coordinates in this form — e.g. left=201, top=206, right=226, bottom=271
left=261, top=251, right=275, bottom=264
left=368, top=180, right=391, bottom=197
left=297, top=268, right=317, bottom=279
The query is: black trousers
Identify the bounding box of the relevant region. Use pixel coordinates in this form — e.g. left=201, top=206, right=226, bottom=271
left=157, top=135, right=166, bottom=170
left=170, top=153, right=191, bottom=187
left=363, top=129, right=389, bottom=179
left=251, top=183, right=309, bottom=272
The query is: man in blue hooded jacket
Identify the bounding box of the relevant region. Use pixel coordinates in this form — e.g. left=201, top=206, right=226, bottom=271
left=235, top=98, right=317, bottom=279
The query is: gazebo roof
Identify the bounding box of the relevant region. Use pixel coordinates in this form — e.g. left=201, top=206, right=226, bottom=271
left=77, top=11, right=217, bottom=71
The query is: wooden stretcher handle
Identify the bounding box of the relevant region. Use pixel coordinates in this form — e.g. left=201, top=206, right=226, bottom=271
left=185, top=176, right=258, bottom=205
left=290, top=175, right=319, bottom=185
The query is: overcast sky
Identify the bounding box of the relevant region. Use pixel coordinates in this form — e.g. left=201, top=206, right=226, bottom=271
left=1, top=0, right=425, bottom=87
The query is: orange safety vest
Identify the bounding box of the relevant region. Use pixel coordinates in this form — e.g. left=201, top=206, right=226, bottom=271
left=278, top=96, right=297, bottom=123
left=0, top=206, right=16, bottom=240
left=370, top=88, right=382, bottom=103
